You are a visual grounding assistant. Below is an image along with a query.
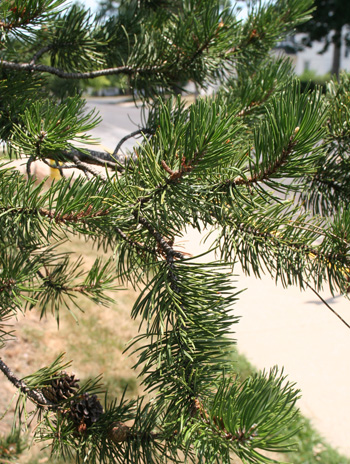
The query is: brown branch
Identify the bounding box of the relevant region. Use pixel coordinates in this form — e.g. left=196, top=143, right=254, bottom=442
left=160, top=149, right=204, bottom=184
left=41, top=158, right=77, bottom=172
left=30, top=45, right=53, bottom=65
left=26, top=156, right=34, bottom=178
left=233, top=133, right=298, bottom=186
left=160, top=160, right=175, bottom=176
left=38, top=206, right=110, bottom=223
left=0, top=17, right=227, bottom=83
left=191, top=397, right=257, bottom=444
left=0, top=358, right=54, bottom=407
left=64, top=285, right=88, bottom=292
left=161, top=156, right=196, bottom=181
left=61, top=148, right=132, bottom=173
left=134, top=212, right=184, bottom=260
left=72, top=155, right=107, bottom=179
left=113, top=128, right=154, bottom=157
left=0, top=60, right=167, bottom=80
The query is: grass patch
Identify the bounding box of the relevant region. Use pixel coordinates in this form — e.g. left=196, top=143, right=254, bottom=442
left=288, top=415, right=350, bottom=464
left=104, top=375, right=138, bottom=396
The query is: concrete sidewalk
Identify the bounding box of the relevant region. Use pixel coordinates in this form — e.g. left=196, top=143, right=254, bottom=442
left=180, top=227, right=350, bottom=457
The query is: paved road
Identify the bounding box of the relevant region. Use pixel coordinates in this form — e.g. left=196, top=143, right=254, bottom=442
left=85, top=97, right=144, bottom=153
left=85, top=98, right=350, bottom=457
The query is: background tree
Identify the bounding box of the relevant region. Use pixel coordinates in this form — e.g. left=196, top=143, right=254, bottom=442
left=1, top=0, right=350, bottom=463
left=295, top=0, right=350, bottom=77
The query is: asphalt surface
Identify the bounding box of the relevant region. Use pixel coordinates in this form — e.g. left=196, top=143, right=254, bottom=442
left=85, top=97, right=350, bottom=457
left=85, top=97, right=144, bottom=153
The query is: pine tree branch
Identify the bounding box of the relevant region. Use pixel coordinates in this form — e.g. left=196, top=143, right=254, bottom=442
left=0, top=60, right=167, bottom=80
left=26, top=156, right=35, bottom=178
left=1, top=20, right=228, bottom=84
left=61, top=148, right=129, bottom=173
left=72, top=155, right=107, bottom=178
left=0, top=10, right=40, bottom=31
left=232, top=221, right=332, bottom=263
left=30, top=45, right=53, bottom=65
left=107, top=405, right=256, bottom=445
left=113, top=128, right=154, bottom=157
left=135, top=150, right=206, bottom=209
left=160, top=150, right=203, bottom=181
left=134, top=211, right=184, bottom=260
left=0, top=358, right=54, bottom=407
left=237, top=87, right=275, bottom=118
left=232, top=134, right=298, bottom=186
left=40, top=206, right=111, bottom=223
left=46, top=155, right=108, bottom=180
left=137, top=183, right=168, bottom=207
left=0, top=206, right=110, bottom=224
left=41, top=158, right=77, bottom=175
left=38, top=279, right=103, bottom=294
left=186, top=26, right=221, bottom=67
left=312, top=173, right=344, bottom=193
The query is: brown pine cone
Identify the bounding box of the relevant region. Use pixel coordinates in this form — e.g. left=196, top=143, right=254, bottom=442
left=42, top=372, right=80, bottom=404
left=70, top=393, right=104, bottom=429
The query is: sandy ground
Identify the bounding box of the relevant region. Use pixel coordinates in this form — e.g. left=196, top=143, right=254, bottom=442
left=181, top=226, right=350, bottom=457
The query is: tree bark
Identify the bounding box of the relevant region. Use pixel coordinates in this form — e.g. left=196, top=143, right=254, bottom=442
left=331, top=28, right=342, bottom=78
